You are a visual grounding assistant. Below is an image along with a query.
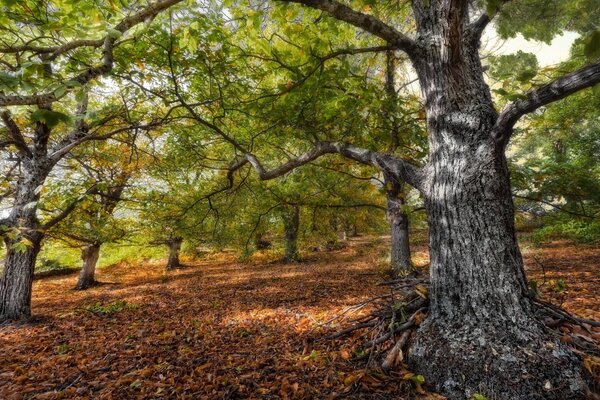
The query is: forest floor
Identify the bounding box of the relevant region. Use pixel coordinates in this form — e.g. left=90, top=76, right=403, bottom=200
left=1, top=236, right=599, bottom=399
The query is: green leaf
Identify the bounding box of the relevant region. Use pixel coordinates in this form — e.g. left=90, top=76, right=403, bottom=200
left=12, top=238, right=33, bottom=253
left=485, top=0, right=502, bottom=16
left=583, top=30, right=600, bottom=61
left=472, top=394, right=488, bottom=400
left=54, top=85, right=67, bottom=98
left=107, top=28, right=123, bottom=39
left=410, top=374, right=425, bottom=385
left=30, top=109, right=71, bottom=128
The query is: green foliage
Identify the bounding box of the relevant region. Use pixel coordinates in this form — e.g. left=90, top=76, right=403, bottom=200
left=531, top=217, right=600, bottom=245
left=83, top=300, right=135, bottom=315
left=30, top=109, right=71, bottom=128
left=495, top=0, right=600, bottom=43
left=489, top=51, right=538, bottom=84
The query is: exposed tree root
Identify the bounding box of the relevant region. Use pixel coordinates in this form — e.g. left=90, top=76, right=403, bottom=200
left=325, top=276, right=600, bottom=377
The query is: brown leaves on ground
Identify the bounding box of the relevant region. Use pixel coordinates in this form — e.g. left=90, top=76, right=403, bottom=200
left=0, top=237, right=598, bottom=399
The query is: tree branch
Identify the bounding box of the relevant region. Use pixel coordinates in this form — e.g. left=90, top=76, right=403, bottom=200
left=231, top=141, right=424, bottom=191
left=0, top=110, right=32, bottom=157
left=0, top=0, right=183, bottom=107
left=492, top=58, right=600, bottom=147
left=278, top=0, right=418, bottom=59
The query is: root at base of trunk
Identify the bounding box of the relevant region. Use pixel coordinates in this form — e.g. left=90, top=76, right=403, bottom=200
left=324, top=276, right=600, bottom=399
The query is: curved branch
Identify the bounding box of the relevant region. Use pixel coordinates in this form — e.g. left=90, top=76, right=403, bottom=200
left=493, top=58, right=600, bottom=147
left=278, top=0, right=418, bottom=59
left=232, top=141, right=424, bottom=191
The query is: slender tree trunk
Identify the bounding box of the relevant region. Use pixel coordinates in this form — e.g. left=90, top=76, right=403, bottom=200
left=165, top=237, right=183, bottom=270
left=76, top=242, right=101, bottom=290
left=0, top=236, right=41, bottom=321
left=0, top=159, right=47, bottom=321
left=405, top=3, right=589, bottom=397
left=385, top=177, right=412, bottom=276
left=282, top=205, right=300, bottom=263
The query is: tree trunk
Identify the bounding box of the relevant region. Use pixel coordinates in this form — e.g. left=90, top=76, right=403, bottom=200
left=404, top=4, right=589, bottom=396
left=282, top=205, right=300, bottom=263
left=385, top=177, right=412, bottom=276
left=165, top=237, right=182, bottom=270
left=76, top=243, right=101, bottom=290
left=409, top=144, right=588, bottom=399
left=0, top=159, right=47, bottom=321
left=0, top=237, right=41, bottom=321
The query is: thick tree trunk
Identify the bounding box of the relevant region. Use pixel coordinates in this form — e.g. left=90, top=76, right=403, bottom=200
left=282, top=205, right=300, bottom=263
left=76, top=243, right=101, bottom=290
left=165, top=237, right=182, bottom=270
left=409, top=145, right=588, bottom=399
left=404, top=3, right=589, bottom=398
left=385, top=177, right=412, bottom=276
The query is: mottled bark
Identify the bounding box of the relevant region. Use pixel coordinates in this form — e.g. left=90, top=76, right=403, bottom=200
left=0, top=158, right=47, bottom=321
left=403, top=2, right=589, bottom=398
left=385, top=178, right=412, bottom=276
left=282, top=205, right=300, bottom=263
left=0, top=237, right=41, bottom=321
left=76, top=242, right=101, bottom=290
left=165, top=237, right=183, bottom=270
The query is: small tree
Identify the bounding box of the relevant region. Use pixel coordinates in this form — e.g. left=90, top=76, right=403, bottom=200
left=0, top=0, right=183, bottom=320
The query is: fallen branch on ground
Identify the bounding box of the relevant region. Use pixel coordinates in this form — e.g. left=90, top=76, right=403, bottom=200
left=319, top=276, right=600, bottom=371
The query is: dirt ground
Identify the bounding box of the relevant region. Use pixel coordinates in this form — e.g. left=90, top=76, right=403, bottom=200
left=0, top=237, right=598, bottom=399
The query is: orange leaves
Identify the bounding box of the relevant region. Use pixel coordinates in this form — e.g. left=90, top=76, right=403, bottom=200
left=1, top=239, right=598, bottom=399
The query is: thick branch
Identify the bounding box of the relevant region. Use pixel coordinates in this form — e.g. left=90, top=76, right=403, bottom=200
left=493, top=58, right=600, bottom=146
left=278, top=0, right=418, bottom=58
left=232, top=141, right=424, bottom=191
left=0, top=39, right=104, bottom=60
left=0, top=0, right=183, bottom=107
left=0, top=110, right=32, bottom=157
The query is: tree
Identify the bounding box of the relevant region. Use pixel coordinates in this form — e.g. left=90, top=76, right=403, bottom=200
left=47, top=141, right=142, bottom=289
left=0, top=0, right=183, bottom=320
left=206, top=1, right=600, bottom=398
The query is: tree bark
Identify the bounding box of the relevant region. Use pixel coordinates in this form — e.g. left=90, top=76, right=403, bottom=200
left=165, top=237, right=183, bottom=270
left=282, top=205, right=300, bottom=263
left=385, top=176, right=412, bottom=276
left=0, top=236, right=41, bottom=321
left=404, top=3, right=589, bottom=398
left=0, top=158, right=47, bottom=321
left=76, top=242, right=101, bottom=290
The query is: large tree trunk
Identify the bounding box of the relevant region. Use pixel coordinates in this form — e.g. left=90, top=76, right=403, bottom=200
left=282, top=205, right=300, bottom=263
left=404, top=3, right=589, bottom=398
left=76, top=242, right=101, bottom=290
left=409, top=144, right=588, bottom=399
left=165, top=237, right=183, bottom=270
left=385, top=177, right=412, bottom=276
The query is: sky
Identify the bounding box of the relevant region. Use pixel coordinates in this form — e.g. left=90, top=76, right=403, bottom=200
left=483, top=31, right=579, bottom=67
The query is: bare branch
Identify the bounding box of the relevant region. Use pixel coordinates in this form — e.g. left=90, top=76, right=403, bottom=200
left=232, top=141, right=424, bottom=191
left=493, top=58, right=600, bottom=146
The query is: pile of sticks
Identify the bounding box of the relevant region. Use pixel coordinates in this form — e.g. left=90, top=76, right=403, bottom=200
left=326, top=276, right=600, bottom=370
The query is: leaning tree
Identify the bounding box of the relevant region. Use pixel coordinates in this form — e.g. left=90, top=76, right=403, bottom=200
left=0, top=0, right=183, bottom=321
left=201, top=0, right=599, bottom=398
